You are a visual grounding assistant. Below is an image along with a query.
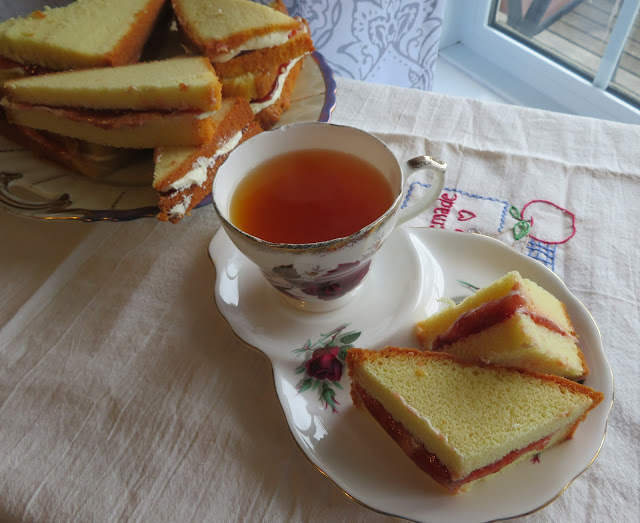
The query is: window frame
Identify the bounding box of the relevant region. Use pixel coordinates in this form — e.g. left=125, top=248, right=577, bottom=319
left=439, top=0, right=640, bottom=124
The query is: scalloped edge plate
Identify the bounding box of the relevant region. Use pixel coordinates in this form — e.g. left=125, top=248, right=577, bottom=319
left=208, top=226, right=613, bottom=523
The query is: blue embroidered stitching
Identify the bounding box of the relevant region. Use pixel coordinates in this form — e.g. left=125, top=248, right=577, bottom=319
left=402, top=182, right=510, bottom=232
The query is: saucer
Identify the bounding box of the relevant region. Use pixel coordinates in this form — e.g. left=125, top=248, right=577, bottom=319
left=208, top=226, right=613, bottom=523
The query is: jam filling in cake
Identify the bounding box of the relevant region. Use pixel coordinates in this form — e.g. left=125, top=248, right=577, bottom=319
left=346, top=347, right=603, bottom=494
left=352, top=382, right=553, bottom=493
left=212, top=19, right=308, bottom=62
left=432, top=287, right=577, bottom=351
left=417, top=271, right=588, bottom=380
left=249, top=57, right=303, bottom=114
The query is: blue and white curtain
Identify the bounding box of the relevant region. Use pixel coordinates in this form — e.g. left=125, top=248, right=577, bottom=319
left=268, top=0, right=446, bottom=91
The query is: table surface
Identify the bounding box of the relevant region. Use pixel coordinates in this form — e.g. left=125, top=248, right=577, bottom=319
left=1, top=78, right=639, bottom=522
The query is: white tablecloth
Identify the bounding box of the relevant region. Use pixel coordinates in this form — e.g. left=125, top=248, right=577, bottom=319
left=1, top=78, right=639, bottom=522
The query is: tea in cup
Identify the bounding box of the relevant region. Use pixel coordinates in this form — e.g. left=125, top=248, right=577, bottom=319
left=212, top=122, right=446, bottom=312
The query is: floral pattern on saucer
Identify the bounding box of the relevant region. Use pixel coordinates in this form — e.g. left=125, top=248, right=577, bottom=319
left=293, top=324, right=361, bottom=412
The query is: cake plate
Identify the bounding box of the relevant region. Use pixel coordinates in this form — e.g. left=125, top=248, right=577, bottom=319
left=0, top=52, right=336, bottom=221
left=208, top=226, right=613, bottom=523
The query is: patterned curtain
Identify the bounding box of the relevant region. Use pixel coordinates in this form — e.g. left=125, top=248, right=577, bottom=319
left=264, top=0, right=446, bottom=91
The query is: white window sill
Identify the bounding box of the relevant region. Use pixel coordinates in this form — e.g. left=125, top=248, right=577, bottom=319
left=433, top=42, right=568, bottom=113
left=434, top=41, right=640, bottom=125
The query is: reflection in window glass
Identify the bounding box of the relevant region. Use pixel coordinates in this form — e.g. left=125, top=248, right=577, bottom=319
left=610, top=11, right=640, bottom=107
left=491, top=0, right=639, bottom=108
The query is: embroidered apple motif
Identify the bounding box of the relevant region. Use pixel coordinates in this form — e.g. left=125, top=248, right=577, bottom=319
left=516, top=200, right=576, bottom=244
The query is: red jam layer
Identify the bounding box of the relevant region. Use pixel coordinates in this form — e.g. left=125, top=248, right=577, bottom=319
left=353, top=382, right=552, bottom=493
left=252, top=62, right=290, bottom=104
left=8, top=102, right=192, bottom=129
left=432, top=289, right=572, bottom=350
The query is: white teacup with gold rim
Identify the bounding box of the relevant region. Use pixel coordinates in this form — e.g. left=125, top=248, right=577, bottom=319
left=212, top=122, right=446, bottom=312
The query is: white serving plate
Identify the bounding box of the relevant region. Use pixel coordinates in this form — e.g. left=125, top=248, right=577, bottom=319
left=208, top=226, right=613, bottom=523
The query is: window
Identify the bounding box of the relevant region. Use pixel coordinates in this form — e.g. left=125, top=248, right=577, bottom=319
left=609, top=5, right=640, bottom=106
left=439, top=0, right=640, bottom=123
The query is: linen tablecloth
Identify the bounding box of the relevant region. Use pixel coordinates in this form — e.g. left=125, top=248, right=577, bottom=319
left=1, top=78, right=639, bottom=522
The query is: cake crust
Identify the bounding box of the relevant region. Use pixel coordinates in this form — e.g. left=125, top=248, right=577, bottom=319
left=2, top=100, right=215, bottom=148
left=253, top=57, right=303, bottom=130
left=153, top=97, right=254, bottom=190
left=156, top=120, right=261, bottom=222
left=210, top=25, right=314, bottom=77
left=171, top=0, right=300, bottom=61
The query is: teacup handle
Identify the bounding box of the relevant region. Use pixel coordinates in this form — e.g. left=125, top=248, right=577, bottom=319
left=396, top=156, right=447, bottom=226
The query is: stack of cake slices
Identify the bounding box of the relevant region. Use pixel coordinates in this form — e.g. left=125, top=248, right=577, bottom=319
left=0, top=0, right=316, bottom=222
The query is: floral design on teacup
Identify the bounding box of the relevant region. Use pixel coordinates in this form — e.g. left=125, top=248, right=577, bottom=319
left=264, top=260, right=371, bottom=301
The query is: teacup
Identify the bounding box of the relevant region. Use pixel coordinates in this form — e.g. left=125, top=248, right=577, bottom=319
left=212, top=122, right=446, bottom=312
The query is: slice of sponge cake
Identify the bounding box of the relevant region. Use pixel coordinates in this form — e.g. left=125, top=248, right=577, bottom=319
left=172, top=0, right=314, bottom=129
left=416, top=271, right=589, bottom=380
left=0, top=0, right=166, bottom=71
left=1, top=57, right=222, bottom=148
left=153, top=97, right=261, bottom=222
left=346, top=347, right=603, bottom=493
left=3, top=56, right=221, bottom=111
left=0, top=117, right=139, bottom=178
left=172, top=0, right=301, bottom=67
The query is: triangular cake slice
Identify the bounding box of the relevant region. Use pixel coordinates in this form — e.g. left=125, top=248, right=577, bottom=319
left=0, top=0, right=166, bottom=71
left=416, top=271, right=589, bottom=380
left=0, top=117, right=139, bottom=178
left=172, top=0, right=301, bottom=68
left=3, top=56, right=221, bottom=111
left=172, top=0, right=314, bottom=129
left=249, top=56, right=304, bottom=130
left=346, top=347, right=603, bottom=493
left=153, top=97, right=261, bottom=223
left=1, top=57, right=222, bottom=148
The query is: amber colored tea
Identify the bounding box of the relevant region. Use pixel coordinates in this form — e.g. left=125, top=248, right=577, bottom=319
left=229, top=149, right=395, bottom=243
